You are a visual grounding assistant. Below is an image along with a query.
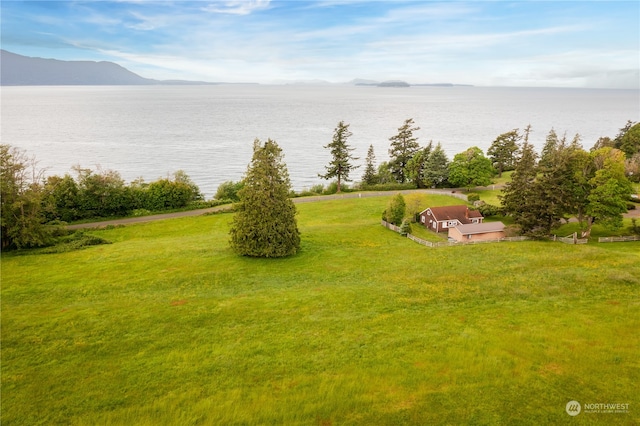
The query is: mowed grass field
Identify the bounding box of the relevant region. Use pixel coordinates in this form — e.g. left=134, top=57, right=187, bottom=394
left=2, top=194, right=639, bottom=425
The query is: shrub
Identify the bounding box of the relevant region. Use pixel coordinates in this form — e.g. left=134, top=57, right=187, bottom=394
left=215, top=180, right=244, bottom=202
left=357, top=182, right=415, bottom=191
left=132, top=209, right=151, bottom=217
left=384, top=193, right=406, bottom=226
left=467, top=193, right=480, bottom=202
left=477, top=203, right=504, bottom=217
left=309, top=184, right=325, bottom=194
left=400, top=218, right=412, bottom=236
left=39, top=231, right=111, bottom=254
left=323, top=182, right=339, bottom=195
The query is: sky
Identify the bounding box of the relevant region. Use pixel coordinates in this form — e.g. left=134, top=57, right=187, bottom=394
left=1, top=0, right=639, bottom=88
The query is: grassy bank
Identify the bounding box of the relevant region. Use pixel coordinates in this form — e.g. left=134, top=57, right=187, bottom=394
left=2, top=194, right=639, bottom=424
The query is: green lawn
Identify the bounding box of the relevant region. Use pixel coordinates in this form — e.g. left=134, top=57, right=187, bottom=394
left=2, top=194, right=639, bottom=425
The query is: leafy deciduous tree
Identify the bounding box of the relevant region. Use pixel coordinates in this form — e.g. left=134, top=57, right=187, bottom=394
left=384, top=193, right=406, bottom=226
left=447, top=147, right=495, bottom=191
left=1, top=144, right=51, bottom=249
left=229, top=139, right=300, bottom=257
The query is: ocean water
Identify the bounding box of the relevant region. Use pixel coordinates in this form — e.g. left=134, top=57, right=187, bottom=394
left=2, top=85, right=638, bottom=198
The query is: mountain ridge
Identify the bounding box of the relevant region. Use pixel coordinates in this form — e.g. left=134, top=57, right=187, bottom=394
left=1, top=50, right=473, bottom=87
left=0, top=50, right=219, bottom=86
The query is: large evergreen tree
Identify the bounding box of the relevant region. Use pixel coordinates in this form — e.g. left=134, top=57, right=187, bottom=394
left=616, top=121, right=640, bottom=158
left=319, top=121, right=359, bottom=192
left=487, top=129, right=521, bottom=177
left=388, top=118, right=421, bottom=183
left=499, top=137, right=545, bottom=236
left=423, top=142, right=450, bottom=188
left=229, top=139, right=300, bottom=257
left=406, top=141, right=433, bottom=188
left=501, top=128, right=631, bottom=238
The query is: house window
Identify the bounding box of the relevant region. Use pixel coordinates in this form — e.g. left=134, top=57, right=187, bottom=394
left=421, top=215, right=425, bottom=223
left=447, top=220, right=457, bottom=227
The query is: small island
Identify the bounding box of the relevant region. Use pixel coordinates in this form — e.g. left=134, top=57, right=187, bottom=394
left=377, top=80, right=410, bottom=87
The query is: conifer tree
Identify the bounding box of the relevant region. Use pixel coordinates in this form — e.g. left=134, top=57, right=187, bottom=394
left=487, top=129, right=521, bottom=177
left=319, top=121, right=359, bottom=193
left=388, top=118, right=421, bottom=183
left=423, top=142, right=450, bottom=188
left=406, top=141, right=433, bottom=188
left=499, top=132, right=542, bottom=235
left=362, top=144, right=378, bottom=185
left=229, top=139, right=300, bottom=257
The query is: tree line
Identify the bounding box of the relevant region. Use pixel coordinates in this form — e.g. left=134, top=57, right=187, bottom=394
left=2, top=119, right=637, bottom=250
left=1, top=146, right=205, bottom=249
left=319, top=118, right=640, bottom=193
left=319, top=118, right=638, bottom=239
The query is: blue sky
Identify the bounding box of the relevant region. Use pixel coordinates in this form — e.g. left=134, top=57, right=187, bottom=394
left=2, top=1, right=638, bottom=88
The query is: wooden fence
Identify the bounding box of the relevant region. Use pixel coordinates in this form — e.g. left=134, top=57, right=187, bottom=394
left=380, top=220, right=402, bottom=233
left=553, top=233, right=589, bottom=245
left=598, top=235, right=640, bottom=243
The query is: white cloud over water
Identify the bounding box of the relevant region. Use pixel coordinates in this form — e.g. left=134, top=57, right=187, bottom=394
left=1, top=1, right=638, bottom=88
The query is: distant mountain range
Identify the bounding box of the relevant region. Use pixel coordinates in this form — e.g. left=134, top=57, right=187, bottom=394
left=0, top=50, right=217, bottom=86
left=0, top=50, right=472, bottom=87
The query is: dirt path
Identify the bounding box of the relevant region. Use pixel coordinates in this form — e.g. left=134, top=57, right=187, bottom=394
left=66, top=189, right=461, bottom=230
left=66, top=187, right=640, bottom=230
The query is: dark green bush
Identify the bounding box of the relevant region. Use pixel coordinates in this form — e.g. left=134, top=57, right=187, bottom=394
left=215, top=180, right=244, bottom=202
left=357, top=182, right=415, bottom=191
left=477, top=203, right=504, bottom=217
left=400, top=218, right=412, bottom=236
left=39, top=231, right=111, bottom=254
left=467, top=193, right=480, bottom=202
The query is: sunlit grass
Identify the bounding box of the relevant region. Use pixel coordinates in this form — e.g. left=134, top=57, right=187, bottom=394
left=2, top=195, right=639, bottom=424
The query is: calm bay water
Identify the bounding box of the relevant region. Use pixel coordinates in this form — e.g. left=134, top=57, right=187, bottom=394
left=2, top=85, right=638, bottom=198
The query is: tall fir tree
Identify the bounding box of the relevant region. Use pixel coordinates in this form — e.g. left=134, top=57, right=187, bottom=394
left=388, top=118, right=421, bottom=183
left=487, top=129, right=521, bottom=177
left=406, top=141, right=433, bottom=188
left=538, top=128, right=560, bottom=170
left=499, top=136, right=544, bottom=236
left=229, top=139, right=300, bottom=258
left=319, top=121, right=359, bottom=192
left=362, top=144, right=378, bottom=185
left=423, top=142, right=450, bottom=188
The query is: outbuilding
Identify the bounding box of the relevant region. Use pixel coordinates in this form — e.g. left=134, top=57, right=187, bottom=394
left=448, top=221, right=506, bottom=242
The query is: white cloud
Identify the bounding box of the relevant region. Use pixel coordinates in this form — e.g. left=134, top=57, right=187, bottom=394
left=201, top=0, right=271, bottom=15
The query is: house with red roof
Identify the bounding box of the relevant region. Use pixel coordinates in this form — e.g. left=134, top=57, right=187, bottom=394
left=418, top=205, right=484, bottom=233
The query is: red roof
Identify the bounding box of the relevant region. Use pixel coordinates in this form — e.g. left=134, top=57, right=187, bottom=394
left=422, top=205, right=483, bottom=224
